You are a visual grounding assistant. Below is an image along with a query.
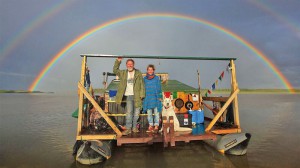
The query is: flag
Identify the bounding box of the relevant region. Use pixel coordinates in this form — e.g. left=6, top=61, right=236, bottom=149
left=215, top=80, right=218, bottom=86
left=205, top=92, right=208, bottom=97
left=212, top=83, right=216, bottom=90
left=226, top=63, right=231, bottom=72
left=221, top=71, right=224, bottom=78
left=208, top=90, right=212, bottom=94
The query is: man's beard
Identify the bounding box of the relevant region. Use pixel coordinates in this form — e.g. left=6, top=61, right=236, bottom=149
left=127, top=67, right=134, bottom=72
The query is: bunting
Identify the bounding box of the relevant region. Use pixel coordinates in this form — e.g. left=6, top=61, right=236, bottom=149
left=212, top=83, right=216, bottom=90
left=226, top=63, right=231, bottom=72
left=204, top=63, right=231, bottom=97
left=221, top=71, right=224, bottom=78
left=208, top=90, right=212, bottom=94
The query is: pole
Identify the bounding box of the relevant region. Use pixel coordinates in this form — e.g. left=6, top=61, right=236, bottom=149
left=197, top=70, right=203, bottom=109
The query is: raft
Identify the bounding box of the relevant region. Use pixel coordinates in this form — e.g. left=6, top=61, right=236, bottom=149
left=72, top=54, right=251, bottom=165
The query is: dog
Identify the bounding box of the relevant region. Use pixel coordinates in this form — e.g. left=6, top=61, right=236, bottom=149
left=161, top=93, right=192, bottom=132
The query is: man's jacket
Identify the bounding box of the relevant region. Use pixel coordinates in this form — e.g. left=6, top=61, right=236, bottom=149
left=113, top=59, right=145, bottom=108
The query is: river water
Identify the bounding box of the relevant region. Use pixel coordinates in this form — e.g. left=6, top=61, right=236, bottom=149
left=0, top=93, right=299, bottom=168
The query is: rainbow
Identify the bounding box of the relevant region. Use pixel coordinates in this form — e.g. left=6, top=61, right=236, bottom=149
left=28, top=13, right=295, bottom=93
left=249, top=1, right=300, bottom=37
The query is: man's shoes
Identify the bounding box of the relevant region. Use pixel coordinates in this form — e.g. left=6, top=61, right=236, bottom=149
left=122, top=129, right=131, bottom=136
left=132, top=127, right=140, bottom=133
left=146, top=126, right=154, bottom=133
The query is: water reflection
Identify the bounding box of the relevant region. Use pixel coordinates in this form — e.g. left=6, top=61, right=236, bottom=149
left=84, top=141, right=249, bottom=168
left=0, top=93, right=299, bottom=168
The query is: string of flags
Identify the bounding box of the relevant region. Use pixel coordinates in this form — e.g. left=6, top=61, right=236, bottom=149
left=204, top=63, right=231, bottom=97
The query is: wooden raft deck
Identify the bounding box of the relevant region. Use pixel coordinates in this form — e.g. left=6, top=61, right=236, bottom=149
left=78, top=116, right=217, bottom=147
left=116, top=128, right=216, bottom=147
left=119, top=116, right=216, bottom=147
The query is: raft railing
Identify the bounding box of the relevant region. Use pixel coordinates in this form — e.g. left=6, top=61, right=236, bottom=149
left=76, top=54, right=241, bottom=141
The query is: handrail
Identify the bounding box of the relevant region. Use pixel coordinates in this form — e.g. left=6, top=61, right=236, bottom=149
left=80, top=54, right=236, bottom=61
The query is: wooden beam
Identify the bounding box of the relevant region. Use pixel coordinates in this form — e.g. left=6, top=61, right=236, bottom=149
left=202, top=96, right=229, bottom=102
left=76, top=134, right=117, bottom=140
left=162, top=116, right=168, bottom=147
left=78, top=82, right=122, bottom=137
left=169, top=116, right=175, bottom=147
left=211, top=128, right=241, bottom=134
left=230, top=60, right=240, bottom=128
left=106, top=113, right=148, bottom=117
left=77, top=56, right=86, bottom=137
left=205, top=89, right=239, bottom=132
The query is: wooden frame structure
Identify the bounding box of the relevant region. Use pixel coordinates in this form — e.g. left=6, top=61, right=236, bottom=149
left=76, top=54, right=241, bottom=145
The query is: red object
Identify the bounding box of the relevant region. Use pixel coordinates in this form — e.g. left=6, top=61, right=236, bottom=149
left=221, top=71, right=224, bottom=78
left=184, top=114, right=188, bottom=118
left=164, top=92, right=171, bottom=98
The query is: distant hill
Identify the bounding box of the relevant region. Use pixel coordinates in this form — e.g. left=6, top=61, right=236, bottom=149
left=0, top=90, right=53, bottom=93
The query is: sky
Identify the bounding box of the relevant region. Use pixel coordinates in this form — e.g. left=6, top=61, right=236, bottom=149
left=0, top=0, right=299, bottom=92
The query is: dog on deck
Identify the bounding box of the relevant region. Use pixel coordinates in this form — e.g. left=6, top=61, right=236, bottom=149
left=161, top=92, right=192, bottom=132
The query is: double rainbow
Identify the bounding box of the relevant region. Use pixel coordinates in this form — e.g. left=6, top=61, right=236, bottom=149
left=28, top=13, right=295, bottom=93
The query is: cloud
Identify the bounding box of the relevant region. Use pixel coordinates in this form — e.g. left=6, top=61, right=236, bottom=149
left=0, top=71, right=36, bottom=78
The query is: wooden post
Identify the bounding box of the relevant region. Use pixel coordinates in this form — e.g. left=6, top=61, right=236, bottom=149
left=197, top=70, right=203, bottom=109
left=169, top=116, right=175, bottom=147
left=78, top=82, right=122, bottom=137
left=230, top=60, right=240, bottom=128
left=205, top=89, right=239, bottom=132
left=77, top=56, right=86, bottom=137
left=162, top=116, right=168, bottom=147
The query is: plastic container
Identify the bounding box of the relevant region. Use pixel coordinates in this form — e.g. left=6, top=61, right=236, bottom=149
left=189, top=110, right=197, bottom=125
left=197, top=109, right=204, bottom=124
left=189, top=109, right=204, bottom=124
left=192, top=124, right=205, bottom=135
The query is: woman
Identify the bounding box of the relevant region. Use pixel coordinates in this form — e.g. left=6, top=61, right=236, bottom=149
left=143, top=64, right=162, bottom=133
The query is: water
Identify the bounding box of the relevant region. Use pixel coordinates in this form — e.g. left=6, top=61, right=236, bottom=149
left=0, top=93, right=299, bottom=168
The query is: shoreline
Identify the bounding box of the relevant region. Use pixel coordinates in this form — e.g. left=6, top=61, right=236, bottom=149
left=93, top=88, right=300, bottom=94
left=0, top=90, right=53, bottom=94
left=1, top=89, right=299, bottom=94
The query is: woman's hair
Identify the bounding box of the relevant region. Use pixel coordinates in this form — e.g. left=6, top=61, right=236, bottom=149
left=147, top=64, right=155, bottom=71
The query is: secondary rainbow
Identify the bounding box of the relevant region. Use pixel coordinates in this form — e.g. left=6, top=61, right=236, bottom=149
left=249, top=1, right=300, bottom=37
left=0, top=0, right=74, bottom=63
left=28, top=13, right=295, bottom=93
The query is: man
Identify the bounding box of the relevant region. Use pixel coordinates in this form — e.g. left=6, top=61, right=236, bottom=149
left=113, top=57, right=145, bottom=135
